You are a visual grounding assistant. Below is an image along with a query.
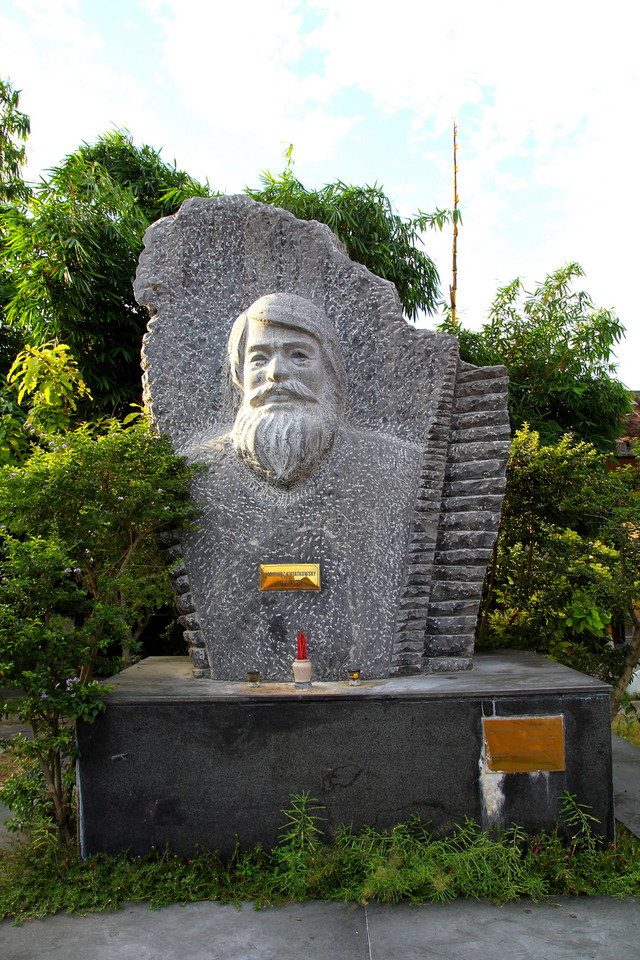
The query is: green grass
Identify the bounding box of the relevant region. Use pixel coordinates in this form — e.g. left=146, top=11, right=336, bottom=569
left=613, top=715, right=640, bottom=749
left=1, top=794, right=639, bottom=922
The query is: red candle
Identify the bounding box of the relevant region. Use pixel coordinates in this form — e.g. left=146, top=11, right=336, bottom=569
left=296, top=631, right=307, bottom=660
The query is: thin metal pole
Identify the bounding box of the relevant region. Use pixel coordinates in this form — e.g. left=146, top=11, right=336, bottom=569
left=450, top=121, right=458, bottom=326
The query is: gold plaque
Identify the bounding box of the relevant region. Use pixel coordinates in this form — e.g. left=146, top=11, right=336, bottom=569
left=260, top=563, right=321, bottom=591
left=483, top=716, right=565, bottom=773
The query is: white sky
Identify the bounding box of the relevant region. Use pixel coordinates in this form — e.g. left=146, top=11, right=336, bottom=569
left=1, top=0, right=638, bottom=387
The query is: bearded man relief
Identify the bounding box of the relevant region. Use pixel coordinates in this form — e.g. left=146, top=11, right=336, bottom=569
left=178, top=292, right=423, bottom=680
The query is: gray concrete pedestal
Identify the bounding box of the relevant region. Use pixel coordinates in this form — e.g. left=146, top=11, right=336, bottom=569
left=76, top=651, right=613, bottom=858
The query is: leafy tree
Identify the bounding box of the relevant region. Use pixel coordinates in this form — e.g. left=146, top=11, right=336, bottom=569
left=478, top=427, right=640, bottom=717
left=77, top=128, right=212, bottom=224
left=0, top=78, right=30, bottom=205
left=0, top=79, right=30, bottom=362
left=0, top=415, right=200, bottom=840
left=1, top=128, right=212, bottom=416
left=247, top=149, right=447, bottom=319
left=2, top=154, right=148, bottom=414
left=0, top=341, right=92, bottom=464
left=440, top=263, right=631, bottom=452
left=7, top=341, right=91, bottom=435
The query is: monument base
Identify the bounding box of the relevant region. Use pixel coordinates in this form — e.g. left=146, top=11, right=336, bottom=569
left=76, top=652, right=614, bottom=858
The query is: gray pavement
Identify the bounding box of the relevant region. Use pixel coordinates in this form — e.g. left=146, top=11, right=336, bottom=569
left=612, top=733, right=640, bottom=838
left=1, top=897, right=640, bottom=960
left=0, top=731, right=639, bottom=958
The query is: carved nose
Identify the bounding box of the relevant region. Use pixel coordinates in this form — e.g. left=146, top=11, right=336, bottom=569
left=266, top=355, right=287, bottom=381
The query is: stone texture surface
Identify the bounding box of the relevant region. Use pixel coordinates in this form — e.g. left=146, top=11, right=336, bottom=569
left=135, top=196, right=510, bottom=680
left=76, top=653, right=614, bottom=859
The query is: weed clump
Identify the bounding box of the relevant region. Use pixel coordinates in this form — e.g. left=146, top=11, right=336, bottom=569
left=1, top=793, right=639, bottom=922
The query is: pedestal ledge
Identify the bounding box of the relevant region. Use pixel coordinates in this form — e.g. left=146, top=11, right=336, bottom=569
left=77, top=651, right=613, bottom=858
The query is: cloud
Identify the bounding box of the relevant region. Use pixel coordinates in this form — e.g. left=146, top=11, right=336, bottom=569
left=0, top=0, right=154, bottom=178
left=1, top=0, right=637, bottom=384
left=141, top=0, right=356, bottom=163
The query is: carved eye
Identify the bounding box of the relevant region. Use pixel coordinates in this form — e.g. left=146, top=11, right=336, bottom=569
left=247, top=352, right=268, bottom=367
left=290, top=350, right=310, bottom=364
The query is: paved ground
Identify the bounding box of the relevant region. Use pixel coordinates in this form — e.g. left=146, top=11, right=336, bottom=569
left=1, top=897, right=640, bottom=960
left=0, top=731, right=639, bottom=959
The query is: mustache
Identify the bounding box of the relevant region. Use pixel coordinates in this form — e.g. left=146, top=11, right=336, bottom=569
left=247, top=380, right=319, bottom=406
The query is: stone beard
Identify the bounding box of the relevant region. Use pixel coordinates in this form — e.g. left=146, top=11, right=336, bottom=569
left=230, top=386, right=340, bottom=487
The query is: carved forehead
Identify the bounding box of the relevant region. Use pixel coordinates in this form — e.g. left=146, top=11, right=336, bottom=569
left=244, top=318, right=321, bottom=351
left=244, top=293, right=332, bottom=342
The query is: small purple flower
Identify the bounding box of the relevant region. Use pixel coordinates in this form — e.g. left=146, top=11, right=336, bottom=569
left=40, top=693, right=47, bottom=699
left=117, top=496, right=124, bottom=501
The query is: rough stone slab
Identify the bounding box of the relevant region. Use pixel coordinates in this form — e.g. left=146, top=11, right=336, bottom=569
left=445, top=459, right=506, bottom=481
left=421, top=654, right=474, bottom=671
left=422, top=635, right=474, bottom=656
left=447, top=440, right=511, bottom=463
left=451, top=423, right=512, bottom=442
left=455, top=363, right=507, bottom=383
left=430, top=580, right=484, bottom=601
left=169, top=574, right=190, bottom=594
left=441, top=494, right=505, bottom=513
left=436, top=530, right=497, bottom=551
left=424, top=615, right=478, bottom=634
left=433, top=549, right=493, bottom=567
left=159, top=544, right=183, bottom=563
left=453, top=408, right=514, bottom=429
left=439, top=510, right=501, bottom=531
left=443, top=478, right=507, bottom=497
left=453, top=380, right=508, bottom=399
left=174, top=592, right=196, bottom=614
left=178, top=613, right=201, bottom=631
left=426, top=600, right=479, bottom=617
left=452, top=394, right=511, bottom=414
left=429, top=565, right=486, bottom=583
left=188, top=648, right=208, bottom=670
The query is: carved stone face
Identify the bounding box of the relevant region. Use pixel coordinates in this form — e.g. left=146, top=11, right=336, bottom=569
left=230, top=312, right=340, bottom=487
left=242, top=319, right=326, bottom=411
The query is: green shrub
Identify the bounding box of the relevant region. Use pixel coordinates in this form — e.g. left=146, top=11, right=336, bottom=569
left=0, top=416, right=200, bottom=840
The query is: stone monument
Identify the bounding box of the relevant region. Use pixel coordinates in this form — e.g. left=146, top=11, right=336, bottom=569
left=134, top=195, right=511, bottom=681
left=76, top=196, right=615, bottom=859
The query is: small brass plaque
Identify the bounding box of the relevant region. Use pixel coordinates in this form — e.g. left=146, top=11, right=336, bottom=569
left=260, top=563, right=321, bottom=592
left=483, top=716, right=565, bottom=773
